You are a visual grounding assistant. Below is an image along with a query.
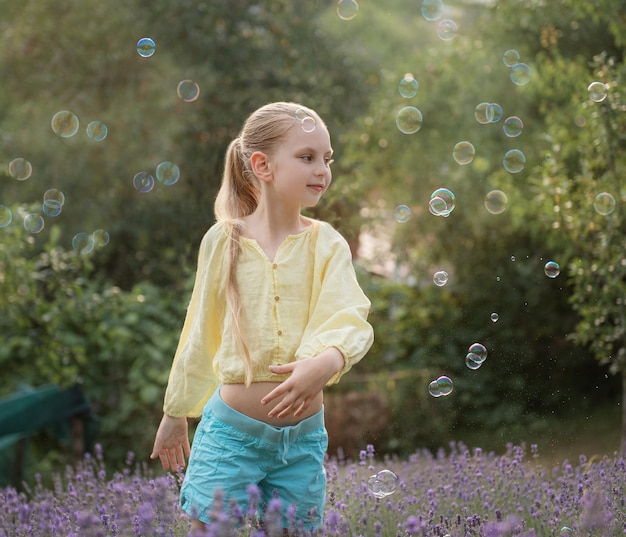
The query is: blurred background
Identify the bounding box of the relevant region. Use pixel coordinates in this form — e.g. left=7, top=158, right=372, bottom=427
left=1, top=0, right=624, bottom=487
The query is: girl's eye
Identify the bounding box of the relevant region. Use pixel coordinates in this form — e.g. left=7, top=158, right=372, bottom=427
left=301, top=155, right=313, bottom=162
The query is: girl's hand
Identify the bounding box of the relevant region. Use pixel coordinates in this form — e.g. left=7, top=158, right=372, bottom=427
left=262, top=347, right=344, bottom=419
left=150, top=414, right=191, bottom=471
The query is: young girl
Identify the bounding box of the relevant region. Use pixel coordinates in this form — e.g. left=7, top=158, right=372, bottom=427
left=150, top=101, right=374, bottom=533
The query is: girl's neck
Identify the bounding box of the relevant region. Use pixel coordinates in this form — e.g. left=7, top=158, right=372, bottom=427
left=244, top=205, right=308, bottom=239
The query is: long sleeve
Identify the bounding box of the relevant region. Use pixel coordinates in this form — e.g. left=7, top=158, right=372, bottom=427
left=163, top=226, right=227, bottom=418
left=295, top=222, right=374, bottom=384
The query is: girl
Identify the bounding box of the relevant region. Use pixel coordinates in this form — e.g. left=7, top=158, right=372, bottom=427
left=150, top=101, right=374, bottom=533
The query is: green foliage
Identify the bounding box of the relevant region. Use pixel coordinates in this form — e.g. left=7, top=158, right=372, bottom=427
left=0, top=216, right=188, bottom=468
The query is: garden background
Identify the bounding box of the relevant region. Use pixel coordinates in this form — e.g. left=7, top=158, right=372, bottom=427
left=0, top=0, right=624, bottom=488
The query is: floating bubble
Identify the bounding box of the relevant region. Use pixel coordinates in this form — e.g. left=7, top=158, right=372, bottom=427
left=436, top=376, right=453, bottom=396
left=587, top=81, right=607, bottom=103
left=51, top=111, right=80, bottom=138
left=510, top=63, right=532, bottom=86
left=133, top=172, right=155, bottom=193
left=137, top=37, right=156, bottom=57
left=429, top=188, right=455, bottom=217
left=86, top=121, right=108, bottom=141
left=491, top=312, right=499, bottom=323
left=367, top=469, right=399, bottom=498
left=8, top=158, right=32, bottom=181
left=398, top=75, right=419, bottom=98
left=484, top=190, right=508, bottom=215
left=0, top=206, right=12, bottom=228
left=433, top=270, right=449, bottom=287
left=421, top=0, right=444, bottom=21
left=593, top=192, right=616, bottom=215
left=503, top=149, right=526, bottom=173
left=468, top=342, right=487, bottom=362
left=503, top=116, right=524, bottom=137
left=395, top=106, right=423, bottom=134
left=43, top=188, right=65, bottom=207
left=544, top=261, right=560, bottom=278
left=474, top=102, right=492, bottom=125
left=336, top=0, right=358, bottom=21
left=465, top=354, right=482, bottom=370
left=156, top=162, right=180, bottom=185
left=73, top=232, right=95, bottom=254
left=452, top=141, right=475, bottom=165
left=559, top=527, right=573, bottom=537
left=488, top=103, right=503, bottom=122
left=503, top=49, right=520, bottom=67
left=295, top=107, right=309, bottom=121
left=43, top=200, right=62, bottom=217
left=24, top=213, right=44, bottom=233
left=92, top=229, right=110, bottom=248
left=437, top=19, right=457, bottom=41
left=429, top=376, right=453, bottom=397
left=394, top=205, right=411, bottom=223
left=177, top=80, right=201, bottom=102
left=301, top=116, right=316, bottom=133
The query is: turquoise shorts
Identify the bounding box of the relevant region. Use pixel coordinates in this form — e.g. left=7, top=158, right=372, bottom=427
left=180, top=389, right=328, bottom=529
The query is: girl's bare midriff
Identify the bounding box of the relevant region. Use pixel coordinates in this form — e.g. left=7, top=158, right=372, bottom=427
left=220, top=382, right=323, bottom=427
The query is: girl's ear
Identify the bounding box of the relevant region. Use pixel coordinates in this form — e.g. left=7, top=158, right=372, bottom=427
left=250, top=151, right=272, bottom=183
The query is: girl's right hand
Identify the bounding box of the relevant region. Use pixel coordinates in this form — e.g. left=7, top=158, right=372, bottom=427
left=150, top=414, right=191, bottom=471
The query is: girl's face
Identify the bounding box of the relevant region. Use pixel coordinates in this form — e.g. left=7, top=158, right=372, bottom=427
left=265, top=121, right=334, bottom=209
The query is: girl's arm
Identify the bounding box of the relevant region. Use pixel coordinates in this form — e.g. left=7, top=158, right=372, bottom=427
left=150, top=414, right=191, bottom=471
left=261, top=347, right=344, bottom=419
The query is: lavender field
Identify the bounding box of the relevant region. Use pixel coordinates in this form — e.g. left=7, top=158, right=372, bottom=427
left=1, top=442, right=624, bottom=537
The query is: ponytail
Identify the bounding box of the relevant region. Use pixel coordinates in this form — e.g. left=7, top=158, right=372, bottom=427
left=214, top=136, right=258, bottom=386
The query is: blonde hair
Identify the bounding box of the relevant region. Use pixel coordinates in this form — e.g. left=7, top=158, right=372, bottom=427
left=214, top=102, right=325, bottom=385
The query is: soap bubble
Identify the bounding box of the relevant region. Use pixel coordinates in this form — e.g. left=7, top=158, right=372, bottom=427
left=491, top=312, right=499, bottom=322
left=396, top=106, right=423, bottom=134
left=137, top=37, right=156, bottom=57
left=0, top=206, right=13, bottom=228
left=394, top=205, right=411, bottom=222
left=437, top=19, right=457, bottom=41
left=367, top=469, right=399, bottom=498
left=559, top=527, right=573, bottom=537
left=503, top=116, right=523, bottom=137
left=398, top=75, right=419, bottom=98
left=453, top=141, right=475, bottom=165
left=156, top=161, right=180, bottom=185
left=544, top=261, right=560, bottom=278
left=86, top=121, right=108, bottom=141
left=51, top=111, right=80, bottom=138
left=24, top=213, right=44, bottom=233
left=421, top=0, right=444, bottom=21
left=336, top=0, right=358, bottom=20
left=429, top=188, right=455, bottom=217
left=484, top=190, right=508, bottom=215
left=503, top=49, right=520, bottom=67
left=92, top=229, right=111, bottom=248
left=466, top=343, right=487, bottom=370
left=593, top=192, right=616, bottom=215
left=429, top=375, right=453, bottom=397
left=433, top=270, right=449, bottom=287
left=488, top=103, right=503, bottom=122
left=73, top=232, right=96, bottom=254
left=587, top=81, right=607, bottom=102
left=8, top=158, right=32, bottom=181
left=133, top=172, right=155, bottom=193
left=43, top=189, right=65, bottom=217
left=510, top=63, right=532, bottom=86
left=301, top=116, right=316, bottom=133
left=503, top=149, right=526, bottom=173
left=474, top=102, right=492, bottom=124
left=468, top=342, right=488, bottom=362
left=177, top=80, right=201, bottom=102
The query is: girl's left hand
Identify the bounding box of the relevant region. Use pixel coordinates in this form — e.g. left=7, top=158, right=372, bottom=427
left=262, top=347, right=344, bottom=419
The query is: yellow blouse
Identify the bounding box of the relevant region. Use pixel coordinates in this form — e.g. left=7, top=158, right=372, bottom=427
left=163, top=218, right=374, bottom=418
